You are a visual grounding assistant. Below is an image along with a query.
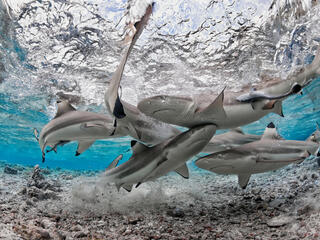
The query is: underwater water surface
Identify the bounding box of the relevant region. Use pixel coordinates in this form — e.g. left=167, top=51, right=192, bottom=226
left=0, top=0, right=320, bottom=171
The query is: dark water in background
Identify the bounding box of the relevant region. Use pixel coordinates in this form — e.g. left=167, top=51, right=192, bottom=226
left=0, top=0, right=320, bottom=170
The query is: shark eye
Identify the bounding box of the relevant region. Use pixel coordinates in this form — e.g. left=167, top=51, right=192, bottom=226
left=56, top=100, right=62, bottom=103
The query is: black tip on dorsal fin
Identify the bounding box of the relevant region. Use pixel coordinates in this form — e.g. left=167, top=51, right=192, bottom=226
left=267, top=122, right=275, bottom=128
left=75, top=151, right=80, bottom=156
left=113, top=96, right=126, bottom=119
left=136, top=182, right=142, bottom=188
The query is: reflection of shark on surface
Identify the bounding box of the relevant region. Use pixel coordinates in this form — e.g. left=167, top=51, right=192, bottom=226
left=34, top=100, right=127, bottom=162
left=202, top=122, right=282, bottom=153
left=137, top=46, right=320, bottom=130
left=105, top=124, right=216, bottom=192
left=195, top=125, right=320, bottom=189
left=105, top=1, right=180, bottom=145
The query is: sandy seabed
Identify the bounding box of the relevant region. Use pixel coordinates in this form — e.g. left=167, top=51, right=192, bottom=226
left=1, top=157, right=320, bottom=240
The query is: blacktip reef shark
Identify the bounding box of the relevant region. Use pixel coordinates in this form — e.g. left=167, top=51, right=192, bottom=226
left=137, top=45, right=320, bottom=129
left=105, top=0, right=180, bottom=145
left=105, top=124, right=216, bottom=192
left=202, top=122, right=283, bottom=153
left=195, top=127, right=320, bottom=189
left=34, top=100, right=127, bottom=162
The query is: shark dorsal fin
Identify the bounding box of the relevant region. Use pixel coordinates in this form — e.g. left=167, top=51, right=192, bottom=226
left=230, top=128, right=244, bottom=134
left=175, top=163, right=189, bottom=179
left=131, top=140, right=149, bottom=155
left=261, top=122, right=280, bottom=140
left=106, top=154, right=123, bottom=171
left=238, top=174, right=251, bottom=189
left=197, top=87, right=226, bottom=118
left=54, top=100, right=76, bottom=119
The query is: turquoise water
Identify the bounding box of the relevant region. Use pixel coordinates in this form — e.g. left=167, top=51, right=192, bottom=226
left=1, top=0, right=320, bottom=171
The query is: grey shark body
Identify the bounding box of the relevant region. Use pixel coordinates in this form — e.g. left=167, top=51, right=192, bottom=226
left=202, top=122, right=282, bottom=153
left=35, top=101, right=127, bottom=162
left=105, top=2, right=180, bottom=144
left=105, top=124, right=216, bottom=191
left=195, top=131, right=319, bottom=189
left=137, top=45, right=320, bottom=129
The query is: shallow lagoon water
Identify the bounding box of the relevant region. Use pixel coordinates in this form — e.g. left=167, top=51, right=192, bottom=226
left=0, top=0, right=320, bottom=171
left=1, top=1, right=320, bottom=239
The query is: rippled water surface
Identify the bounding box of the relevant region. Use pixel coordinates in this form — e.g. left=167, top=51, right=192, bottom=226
left=0, top=0, right=320, bottom=170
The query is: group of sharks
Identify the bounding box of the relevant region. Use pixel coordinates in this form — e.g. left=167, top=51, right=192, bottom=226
left=34, top=1, right=320, bottom=191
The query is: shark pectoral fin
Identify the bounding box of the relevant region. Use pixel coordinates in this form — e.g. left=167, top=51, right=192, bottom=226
left=54, top=100, right=76, bottom=119
left=261, top=100, right=276, bottom=110
left=131, top=140, right=149, bottom=155
left=122, top=184, right=133, bottom=192
left=197, top=87, right=226, bottom=119
left=128, top=123, right=141, bottom=140
left=238, top=174, right=251, bottom=189
left=106, top=154, right=123, bottom=171
left=272, top=101, right=284, bottom=117
left=75, top=140, right=95, bottom=156
left=175, top=163, right=189, bottom=179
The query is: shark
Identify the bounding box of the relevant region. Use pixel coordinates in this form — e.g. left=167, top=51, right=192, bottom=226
left=105, top=124, right=216, bottom=192
left=137, top=45, right=320, bottom=129
left=105, top=1, right=180, bottom=144
left=202, top=122, right=282, bottom=153
left=195, top=128, right=320, bottom=189
left=34, top=100, right=127, bottom=162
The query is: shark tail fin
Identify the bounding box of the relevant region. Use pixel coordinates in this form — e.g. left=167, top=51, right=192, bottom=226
left=106, top=154, right=123, bottom=171
left=33, top=128, right=39, bottom=142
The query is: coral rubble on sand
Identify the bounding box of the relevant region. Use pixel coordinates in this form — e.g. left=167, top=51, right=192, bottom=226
left=0, top=157, right=320, bottom=239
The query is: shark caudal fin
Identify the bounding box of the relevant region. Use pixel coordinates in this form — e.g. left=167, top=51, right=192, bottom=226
left=106, top=154, right=123, bottom=171
left=238, top=174, right=251, bottom=189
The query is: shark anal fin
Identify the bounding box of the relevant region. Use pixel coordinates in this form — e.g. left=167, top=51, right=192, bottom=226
left=238, top=174, right=251, bottom=189
left=106, top=154, right=123, bottom=171
left=197, top=87, right=226, bottom=119
left=76, top=140, right=95, bottom=155
left=175, top=163, right=189, bottom=179
left=122, top=184, right=133, bottom=192
left=113, top=96, right=126, bottom=119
